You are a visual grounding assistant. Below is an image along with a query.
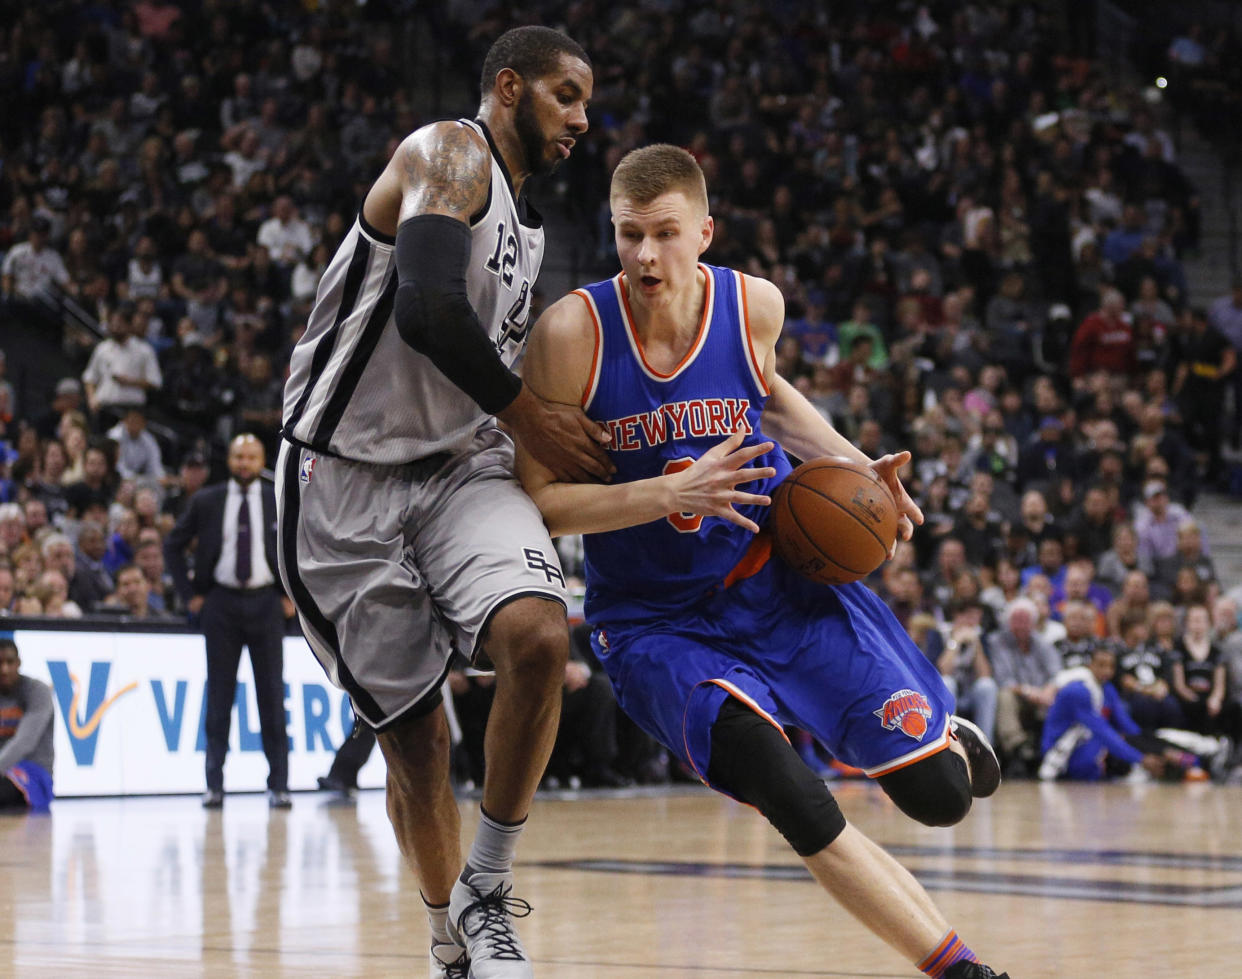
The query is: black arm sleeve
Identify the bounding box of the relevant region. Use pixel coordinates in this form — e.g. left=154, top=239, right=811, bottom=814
left=393, top=214, right=523, bottom=415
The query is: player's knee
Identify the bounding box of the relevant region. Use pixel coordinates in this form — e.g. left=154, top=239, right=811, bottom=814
left=487, top=600, right=568, bottom=685
left=877, top=750, right=972, bottom=827
left=707, top=698, right=846, bottom=856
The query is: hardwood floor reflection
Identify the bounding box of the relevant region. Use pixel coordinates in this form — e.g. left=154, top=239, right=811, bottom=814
left=2, top=779, right=1240, bottom=977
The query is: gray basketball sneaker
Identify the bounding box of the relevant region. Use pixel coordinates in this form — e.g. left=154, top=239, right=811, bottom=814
left=447, top=865, right=533, bottom=979
left=430, top=937, right=469, bottom=979
left=950, top=715, right=1002, bottom=798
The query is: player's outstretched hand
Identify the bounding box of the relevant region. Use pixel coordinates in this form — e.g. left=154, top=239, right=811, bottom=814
left=668, top=430, right=776, bottom=534
left=867, top=451, right=923, bottom=558
left=504, top=386, right=615, bottom=483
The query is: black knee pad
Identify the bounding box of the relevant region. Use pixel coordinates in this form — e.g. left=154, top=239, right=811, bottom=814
left=706, top=698, right=846, bottom=856
left=878, top=749, right=972, bottom=827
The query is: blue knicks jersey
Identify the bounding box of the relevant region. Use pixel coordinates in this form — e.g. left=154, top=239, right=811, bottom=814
left=576, top=263, right=792, bottom=624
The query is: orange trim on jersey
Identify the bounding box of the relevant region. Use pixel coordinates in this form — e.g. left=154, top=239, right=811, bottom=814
left=737, top=272, right=770, bottom=396
left=721, top=531, right=772, bottom=589
left=681, top=677, right=790, bottom=790
left=863, top=721, right=952, bottom=778
left=573, top=289, right=604, bottom=409
left=618, top=264, right=713, bottom=379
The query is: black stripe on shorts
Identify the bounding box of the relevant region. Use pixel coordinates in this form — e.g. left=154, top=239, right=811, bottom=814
left=311, top=274, right=398, bottom=447
left=286, top=232, right=373, bottom=434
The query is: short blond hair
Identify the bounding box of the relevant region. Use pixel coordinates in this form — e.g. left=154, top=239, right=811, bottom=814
left=611, top=144, right=708, bottom=213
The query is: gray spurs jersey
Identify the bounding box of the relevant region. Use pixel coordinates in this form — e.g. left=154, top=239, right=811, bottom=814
left=282, top=119, right=545, bottom=464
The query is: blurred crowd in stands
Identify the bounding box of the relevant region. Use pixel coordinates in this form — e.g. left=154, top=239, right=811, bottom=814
left=1, top=0, right=1242, bottom=786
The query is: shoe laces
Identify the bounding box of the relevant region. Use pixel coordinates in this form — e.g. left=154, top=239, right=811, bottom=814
left=458, top=880, right=532, bottom=960
left=433, top=939, right=469, bottom=979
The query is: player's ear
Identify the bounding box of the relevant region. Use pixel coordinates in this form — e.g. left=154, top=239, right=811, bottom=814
left=493, top=67, right=523, bottom=109
left=698, top=215, right=714, bottom=256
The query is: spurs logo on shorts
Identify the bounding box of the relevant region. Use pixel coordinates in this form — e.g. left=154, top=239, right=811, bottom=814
left=874, top=689, right=933, bottom=741
left=523, top=547, right=564, bottom=586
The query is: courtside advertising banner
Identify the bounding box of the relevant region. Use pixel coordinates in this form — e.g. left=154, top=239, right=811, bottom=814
left=11, top=629, right=387, bottom=796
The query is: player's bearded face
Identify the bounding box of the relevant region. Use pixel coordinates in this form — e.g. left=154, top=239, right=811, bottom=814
left=515, top=88, right=558, bottom=176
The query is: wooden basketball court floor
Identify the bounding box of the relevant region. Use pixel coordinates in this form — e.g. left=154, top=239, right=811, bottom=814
left=3, top=779, right=1240, bottom=977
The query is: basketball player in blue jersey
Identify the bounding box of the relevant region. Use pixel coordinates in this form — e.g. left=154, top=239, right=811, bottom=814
left=516, top=145, right=1009, bottom=979
left=278, top=27, right=611, bottom=979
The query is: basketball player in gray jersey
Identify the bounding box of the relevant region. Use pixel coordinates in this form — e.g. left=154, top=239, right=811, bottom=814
left=277, top=27, right=607, bottom=979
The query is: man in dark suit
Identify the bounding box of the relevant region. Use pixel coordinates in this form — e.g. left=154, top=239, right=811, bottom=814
left=166, top=433, right=291, bottom=809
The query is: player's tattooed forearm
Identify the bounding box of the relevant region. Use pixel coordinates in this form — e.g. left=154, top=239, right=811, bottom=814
left=403, top=123, right=488, bottom=216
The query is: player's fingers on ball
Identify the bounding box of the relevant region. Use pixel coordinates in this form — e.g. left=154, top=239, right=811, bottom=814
left=898, top=514, right=914, bottom=540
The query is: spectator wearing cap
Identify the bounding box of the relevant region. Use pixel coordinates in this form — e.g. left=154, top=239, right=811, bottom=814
left=1068, top=289, right=1134, bottom=386
left=1135, top=480, right=1192, bottom=589
left=81, top=306, right=163, bottom=430
left=106, top=407, right=165, bottom=483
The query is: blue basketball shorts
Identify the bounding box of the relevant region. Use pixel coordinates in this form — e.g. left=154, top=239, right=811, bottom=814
left=591, top=559, right=954, bottom=787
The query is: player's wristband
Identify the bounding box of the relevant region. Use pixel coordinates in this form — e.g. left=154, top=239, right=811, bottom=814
left=393, top=214, right=522, bottom=415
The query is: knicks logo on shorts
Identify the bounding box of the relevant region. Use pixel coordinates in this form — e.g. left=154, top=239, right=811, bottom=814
left=874, top=689, right=933, bottom=741
left=299, top=457, right=316, bottom=483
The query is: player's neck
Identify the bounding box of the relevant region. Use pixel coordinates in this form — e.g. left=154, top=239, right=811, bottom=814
left=625, top=269, right=707, bottom=357
left=477, top=108, right=530, bottom=197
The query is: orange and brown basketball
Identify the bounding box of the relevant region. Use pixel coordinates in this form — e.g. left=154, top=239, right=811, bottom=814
left=769, top=457, right=898, bottom=585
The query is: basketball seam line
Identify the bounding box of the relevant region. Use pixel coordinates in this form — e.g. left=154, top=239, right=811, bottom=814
left=783, top=493, right=871, bottom=576
left=794, top=483, right=892, bottom=554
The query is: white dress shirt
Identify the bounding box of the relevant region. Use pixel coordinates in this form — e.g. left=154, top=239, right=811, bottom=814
left=214, top=479, right=275, bottom=589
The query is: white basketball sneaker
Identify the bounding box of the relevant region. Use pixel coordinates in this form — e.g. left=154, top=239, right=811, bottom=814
left=430, top=936, right=469, bottom=979
left=447, top=865, right=533, bottom=979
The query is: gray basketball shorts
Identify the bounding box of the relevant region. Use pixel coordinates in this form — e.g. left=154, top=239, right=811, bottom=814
left=275, top=427, right=567, bottom=730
